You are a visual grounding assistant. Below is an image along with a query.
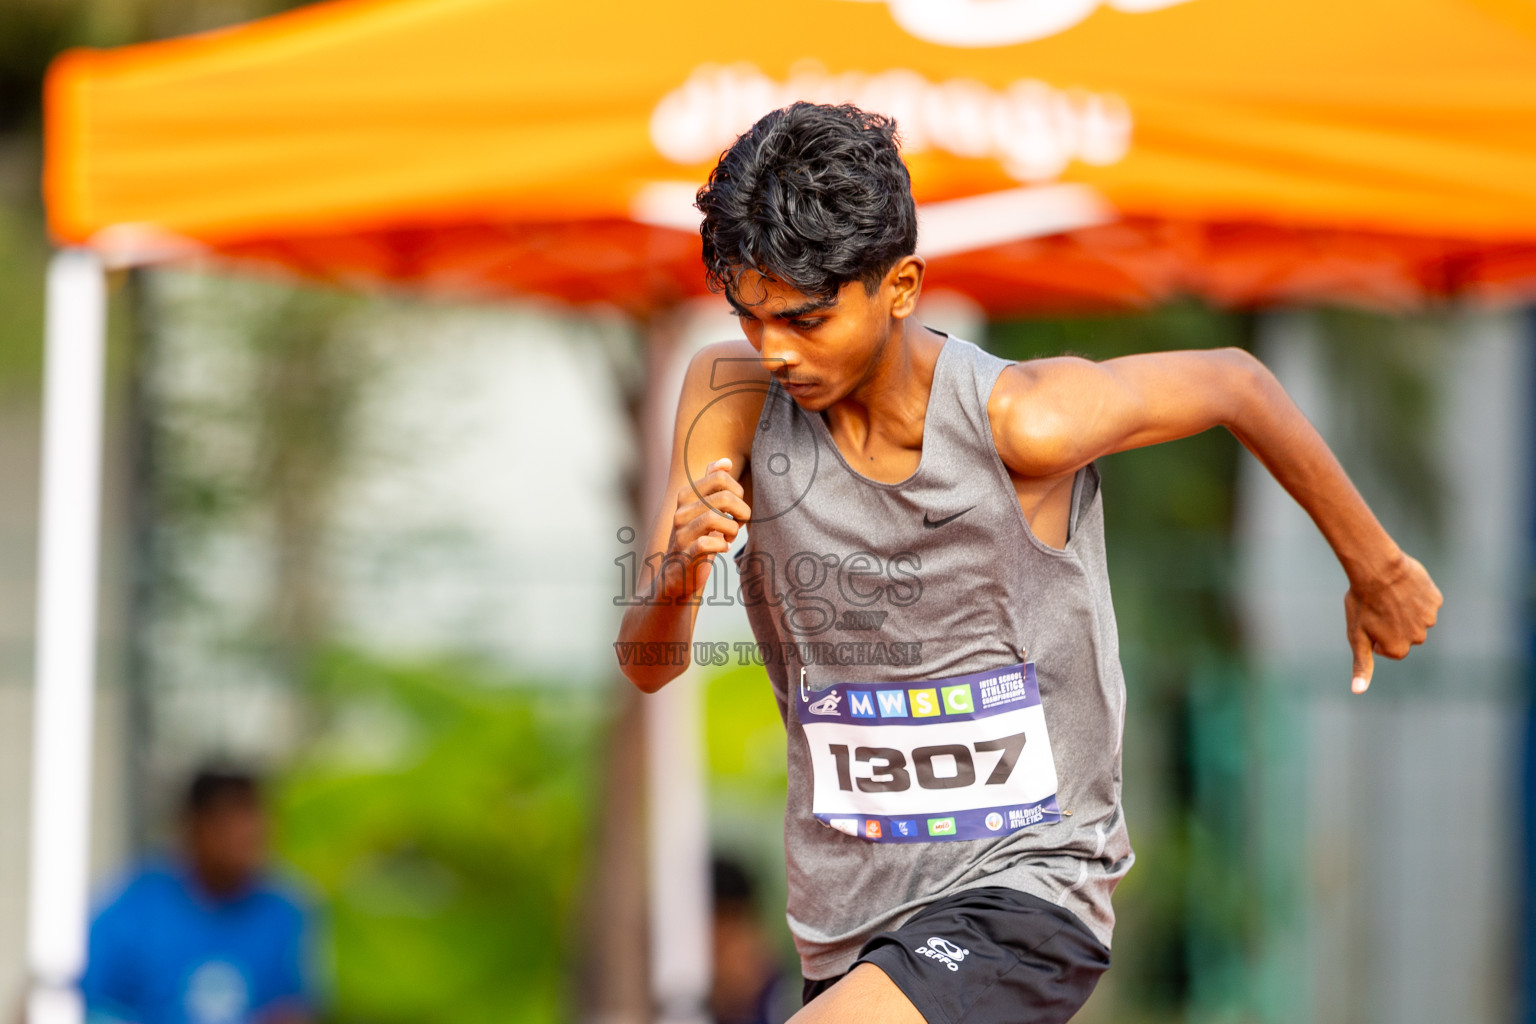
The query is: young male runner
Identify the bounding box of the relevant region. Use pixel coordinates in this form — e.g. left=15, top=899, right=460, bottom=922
left=616, top=102, right=1442, bottom=1024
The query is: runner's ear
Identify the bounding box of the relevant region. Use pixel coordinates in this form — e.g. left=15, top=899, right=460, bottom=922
left=886, top=255, right=925, bottom=319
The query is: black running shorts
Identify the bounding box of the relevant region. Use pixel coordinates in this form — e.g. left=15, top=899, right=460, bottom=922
left=801, top=887, right=1110, bottom=1024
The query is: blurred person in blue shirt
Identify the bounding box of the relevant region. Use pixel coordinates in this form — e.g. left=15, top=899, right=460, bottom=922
left=80, top=769, right=320, bottom=1024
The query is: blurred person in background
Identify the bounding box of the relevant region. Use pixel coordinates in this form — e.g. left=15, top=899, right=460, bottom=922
left=79, top=769, right=319, bottom=1024
left=711, top=857, right=796, bottom=1024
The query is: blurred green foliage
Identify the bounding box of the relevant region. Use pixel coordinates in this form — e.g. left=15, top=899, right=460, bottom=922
left=0, top=0, right=80, bottom=134
left=0, top=198, right=45, bottom=393
left=274, top=649, right=602, bottom=1024
left=704, top=659, right=789, bottom=804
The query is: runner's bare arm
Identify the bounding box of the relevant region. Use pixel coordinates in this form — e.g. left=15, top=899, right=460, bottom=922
left=616, top=340, right=766, bottom=693
left=788, top=964, right=925, bottom=1024
left=989, top=347, right=1443, bottom=692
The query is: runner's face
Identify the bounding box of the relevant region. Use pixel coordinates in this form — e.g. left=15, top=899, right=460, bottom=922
left=729, top=263, right=918, bottom=411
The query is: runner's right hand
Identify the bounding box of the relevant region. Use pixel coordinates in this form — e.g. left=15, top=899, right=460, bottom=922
left=659, top=457, right=751, bottom=602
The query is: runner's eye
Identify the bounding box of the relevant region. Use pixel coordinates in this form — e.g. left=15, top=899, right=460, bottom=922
left=790, top=318, right=823, bottom=331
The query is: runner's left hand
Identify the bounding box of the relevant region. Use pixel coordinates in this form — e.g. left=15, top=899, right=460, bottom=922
left=1345, top=552, right=1442, bottom=694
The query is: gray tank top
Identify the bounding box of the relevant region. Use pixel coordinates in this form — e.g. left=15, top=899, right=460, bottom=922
left=734, top=335, right=1134, bottom=979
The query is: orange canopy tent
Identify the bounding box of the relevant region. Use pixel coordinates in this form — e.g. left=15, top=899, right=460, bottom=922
left=22, top=5, right=1536, bottom=1024
left=42, top=0, right=1536, bottom=313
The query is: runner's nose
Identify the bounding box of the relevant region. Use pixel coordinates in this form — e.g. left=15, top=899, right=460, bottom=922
left=758, top=328, right=800, bottom=373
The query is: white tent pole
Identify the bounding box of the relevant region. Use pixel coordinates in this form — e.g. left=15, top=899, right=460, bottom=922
left=645, top=669, right=710, bottom=1024
left=643, top=303, right=732, bottom=1024
left=27, top=249, right=108, bottom=1024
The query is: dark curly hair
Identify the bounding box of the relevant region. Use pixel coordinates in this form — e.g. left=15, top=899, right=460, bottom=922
left=184, top=767, right=260, bottom=817
left=696, top=102, right=918, bottom=305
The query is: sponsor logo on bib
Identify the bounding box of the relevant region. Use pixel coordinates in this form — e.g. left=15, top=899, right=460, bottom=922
left=808, top=691, right=842, bottom=716
left=829, top=817, right=859, bottom=836
left=927, top=817, right=957, bottom=836
left=1010, top=805, right=1046, bottom=828
left=985, top=811, right=1004, bottom=831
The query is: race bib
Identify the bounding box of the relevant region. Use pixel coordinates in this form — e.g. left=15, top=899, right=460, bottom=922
left=798, top=662, right=1060, bottom=843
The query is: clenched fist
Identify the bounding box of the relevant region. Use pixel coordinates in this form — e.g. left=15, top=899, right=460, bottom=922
left=657, top=457, right=752, bottom=603
left=1345, top=552, right=1442, bottom=694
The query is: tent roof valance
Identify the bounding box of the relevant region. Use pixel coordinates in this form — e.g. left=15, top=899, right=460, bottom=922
left=44, top=0, right=1536, bottom=313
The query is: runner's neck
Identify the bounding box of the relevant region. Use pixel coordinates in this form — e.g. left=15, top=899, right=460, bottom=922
left=820, top=324, right=948, bottom=482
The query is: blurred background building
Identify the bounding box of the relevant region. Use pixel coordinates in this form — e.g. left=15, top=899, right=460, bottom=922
left=2, top=1, right=1535, bottom=1023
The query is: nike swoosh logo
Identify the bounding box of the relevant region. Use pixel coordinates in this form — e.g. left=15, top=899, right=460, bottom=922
left=923, top=506, right=976, bottom=529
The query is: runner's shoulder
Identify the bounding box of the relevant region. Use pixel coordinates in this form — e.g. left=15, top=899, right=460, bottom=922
left=676, top=339, right=767, bottom=464
left=988, top=356, right=1103, bottom=479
